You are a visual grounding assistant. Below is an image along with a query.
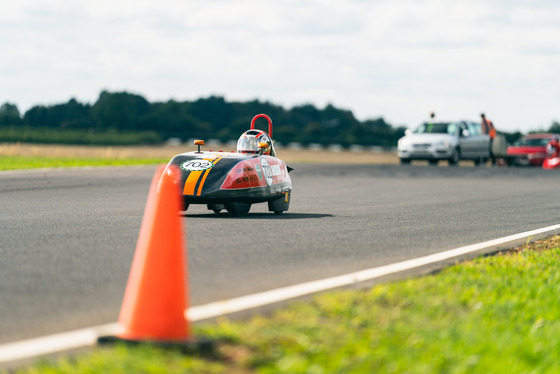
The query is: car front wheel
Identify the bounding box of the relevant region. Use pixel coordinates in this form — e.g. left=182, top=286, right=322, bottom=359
left=448, top=148, right=460, bottom=166
left=225, top=202, right=251, bottom=216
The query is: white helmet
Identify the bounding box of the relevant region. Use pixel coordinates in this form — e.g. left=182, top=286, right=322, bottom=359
left=237, top=130, right=272, bottom=155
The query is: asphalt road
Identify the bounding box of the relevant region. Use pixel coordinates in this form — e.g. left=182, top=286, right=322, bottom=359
left=1, top=164, right=559, bottom=344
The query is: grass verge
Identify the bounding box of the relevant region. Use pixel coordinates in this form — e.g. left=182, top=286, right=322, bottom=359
left=0, top=156, right=167, bottom=171
left=12, top=236, right=560, bottom=374
left=0, top=142, right=400, bottom=168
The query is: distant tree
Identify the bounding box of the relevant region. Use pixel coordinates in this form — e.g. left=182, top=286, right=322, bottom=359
left=59, top=98, right=92, bottom=129
left=394, top=126, right=407, bottom=138
left=0, top=102, right=23, bottom=127
left=297, top=122, right=324, bottom=144
left=274, top=124, right=299, bottom=144
left=502, top=131, right=523, bottom=145
left=23, top=105, right=49, bottom=127
left=141, top=100, right=210, bottom=139
left=291, top=104, right=322, bottom=125
left=361, top=118, right=398, bottom=146
left=24, top=99, right=92, bottom=129
left=190, top=96, right=233, bottom=134
left=548, top=121, right=560, bottom=134
left=91, top=91, right=150, bottom=130
left=8, top=90, right=416, bottom=147
left=216, top=117, right=252, bottom=141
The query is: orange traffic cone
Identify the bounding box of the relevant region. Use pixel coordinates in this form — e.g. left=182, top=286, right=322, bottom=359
left=99, top=164, right=198, bottom=347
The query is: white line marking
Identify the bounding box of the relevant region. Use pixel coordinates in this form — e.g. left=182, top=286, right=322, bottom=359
left=2, top=223, right=560, bottom=364
left=187, top=223, right=560, bottom=320
left=0, top=323, right=121, bottom=364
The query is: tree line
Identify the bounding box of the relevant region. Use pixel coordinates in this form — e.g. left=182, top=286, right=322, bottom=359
left=0, top=91, right=405, bottom=147
left=0, top=90, right=557, bottom=146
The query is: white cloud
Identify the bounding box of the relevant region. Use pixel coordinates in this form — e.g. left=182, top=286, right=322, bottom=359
left=1, top=0, right=559, bottom=132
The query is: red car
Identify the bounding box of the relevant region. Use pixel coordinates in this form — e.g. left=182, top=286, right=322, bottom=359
left=507, top=133, right=560, bottom=166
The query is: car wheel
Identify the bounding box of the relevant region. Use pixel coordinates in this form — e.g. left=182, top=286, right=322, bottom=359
left=429, top=159, right=439, bottom=166
left=448, top=148, right=460, bottom=166
left=400, top=158, right=411, bottom=165
left=225, top=202, right=251, bottom=216
left=207, top=204, right=224, bottom=214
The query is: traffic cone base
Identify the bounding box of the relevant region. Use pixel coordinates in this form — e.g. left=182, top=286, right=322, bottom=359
left=97, top=335, right=214, bottom=354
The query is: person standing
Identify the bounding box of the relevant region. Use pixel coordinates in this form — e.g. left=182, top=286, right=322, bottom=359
left=481, top=113, right=496, bottom=165
left=480, top=113, right=496, bottom=138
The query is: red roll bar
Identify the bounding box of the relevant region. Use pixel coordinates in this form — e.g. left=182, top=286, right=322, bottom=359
left=250, top=114, right=273, bottom=139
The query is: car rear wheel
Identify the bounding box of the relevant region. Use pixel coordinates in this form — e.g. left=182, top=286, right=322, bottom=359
left=225, top=202, right=251, bottom=216
left=268, top=195, right=290, bottom=214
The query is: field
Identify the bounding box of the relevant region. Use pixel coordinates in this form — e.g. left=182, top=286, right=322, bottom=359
left=0, top=142, right=400, bottom=166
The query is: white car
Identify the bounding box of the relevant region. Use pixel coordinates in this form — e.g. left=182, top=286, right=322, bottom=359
left=397, top=121, right=492, bottom=165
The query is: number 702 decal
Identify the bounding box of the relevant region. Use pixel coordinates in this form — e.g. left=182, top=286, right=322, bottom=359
left=180, top=160, right=214, bottom=171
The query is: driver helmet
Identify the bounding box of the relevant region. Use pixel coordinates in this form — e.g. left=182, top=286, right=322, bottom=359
left=237, top=130, right=272, bottom=155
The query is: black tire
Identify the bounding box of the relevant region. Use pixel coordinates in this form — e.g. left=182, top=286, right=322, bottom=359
left=225, top=202, right=251, bottom=216
left=429, top=159, right=439, bottom=166
left=474, top=157, right=484, bottom=166
left=400, top=158, right=411, bottom=165
left=207, top=204, right=225, bottom=214
left=448, top=148, right=460, bottom=166
left=268, top=195, right=290, bottom=214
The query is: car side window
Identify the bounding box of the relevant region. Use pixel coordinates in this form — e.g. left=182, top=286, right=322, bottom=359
left=447, top=123, right=458, bottom=135
left=467, top=122, right=482, bottom=136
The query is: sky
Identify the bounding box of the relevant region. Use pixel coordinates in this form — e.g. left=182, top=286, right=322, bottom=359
left=1, top=0, right=560, bottom=133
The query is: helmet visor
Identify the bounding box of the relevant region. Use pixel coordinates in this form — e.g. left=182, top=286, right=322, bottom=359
left=237, top=135, right=260, bottom=153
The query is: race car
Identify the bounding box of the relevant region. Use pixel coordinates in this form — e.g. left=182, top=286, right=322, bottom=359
left=165, top=114, right=293, bottom=215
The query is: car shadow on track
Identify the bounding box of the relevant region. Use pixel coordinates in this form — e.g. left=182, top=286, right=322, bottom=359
left=181, top=212, right=333, bottom=219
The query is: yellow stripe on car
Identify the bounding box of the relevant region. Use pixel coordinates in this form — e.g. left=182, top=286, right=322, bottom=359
left=196, top=157, right=223, bottom=196
left=183, top=157, right=224, bottom=196
left=183, top=170, right=203, bottom=195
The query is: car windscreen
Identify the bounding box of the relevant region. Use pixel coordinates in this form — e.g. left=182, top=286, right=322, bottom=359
left=414, top=122, right=458, bottom=135
left=514, top=138, right=555, bottom=147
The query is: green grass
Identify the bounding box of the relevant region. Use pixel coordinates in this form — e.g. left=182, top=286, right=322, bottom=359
left=0, top=156, right=167, bottom=171
left=11, top=237, right=560, bottom=374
